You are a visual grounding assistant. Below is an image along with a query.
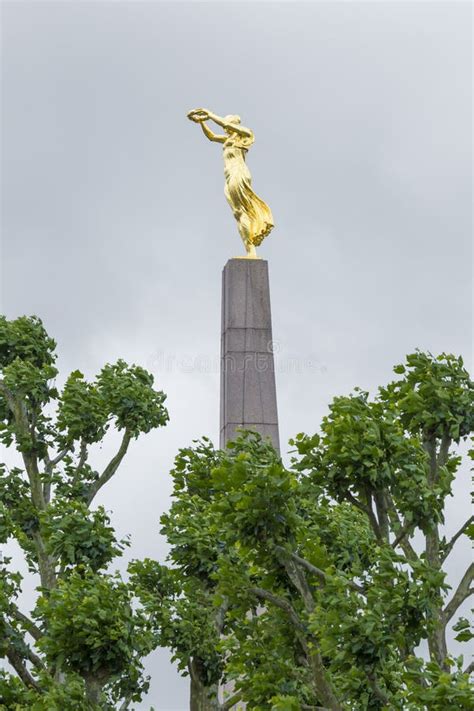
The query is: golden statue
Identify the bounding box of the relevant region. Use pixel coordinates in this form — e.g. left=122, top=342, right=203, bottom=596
left=187, top=108, right=274, bottom=258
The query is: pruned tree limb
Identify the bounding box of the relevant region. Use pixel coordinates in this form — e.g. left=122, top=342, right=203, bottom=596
left=221, top=692, right=242, bottom=711
left=386, top=494, right=419, bottom=563
left=52, top=447, right=70, bottom=466
left=443, top=563, right=474, bottom=624
left=86, top=429, right=132, bottom=506
left=6, top=645, right=42, bottom=691
left=119, top=695, right=133, bottom=711
left=391, top=519, right=414, bottom=550
left=213, top=597, right=228, bottom=636
left=76, top=438, right=88, bottom=471
left=345, top=491, right=382, bottom=541
left=0, top=379, right=15, bottom=409
left=32, top=530, right=57, bottom=590
left=4, top=621, right=44, bottom=672
left=10, top=606, right=42, bottom=642
left=441, top=516, right=473, bottom=563
left=0, top=381, right=45, bottom=511
left=367, top=671, right=391, bottom=706
left=23, top=644, right=45, bottom=671
left=437, top=432, right=451, bottom=468
left=463, top=660, right=474, bottom=676
left=248, top=586, right=306, bottom=634
left=276, top=547, right=326, bottom=585
left=43, top=446, right=71, bottom=502
left=275, top=546, right=365, bottom=595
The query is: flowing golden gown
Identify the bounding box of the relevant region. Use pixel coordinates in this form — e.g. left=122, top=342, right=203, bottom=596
left=223, top=132, right=274, bottom=247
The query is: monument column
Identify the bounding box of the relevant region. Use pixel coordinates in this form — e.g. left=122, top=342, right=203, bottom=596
left=220, top=258, right=280, bottom=453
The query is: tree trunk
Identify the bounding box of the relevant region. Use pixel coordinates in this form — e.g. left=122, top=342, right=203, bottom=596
left=190, top=675, right=220, bottom=711
left=424, top=436, right=448, bottom=670
left=84, top=675, right=103, bottom=705
left=189, top=658, right=220, bottom=711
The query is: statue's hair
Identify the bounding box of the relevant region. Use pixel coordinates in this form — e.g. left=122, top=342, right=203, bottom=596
left=224, top=115, right=241, bottom=124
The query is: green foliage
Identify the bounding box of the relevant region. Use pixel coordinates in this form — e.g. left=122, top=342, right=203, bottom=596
left=0, top=466, right=37, bottom=552
left=130, top=559, right=225, bottom=687
left=160, top=437, right=224, bottom=579
left=400, top=657, right=473, bottom=709
left=211, top=432, right=298, bottom=547
left=2, top=318, right=472, bottom=709
left=0, top=315, right=56, bottom=369
left=0, top=316, right=169, bottom=708
left=223, top=611, right=312, bottom=707
left=153, top=351, right=473, bottom=709
left=452, top=616, right=473, bottom=644
left=270, top=695, right=301, bottom=711
left=131, top=438, right=229, bottom=691
left=381, top=351, right=474, bottom=441
left=36, top=570, right=152, bottom=682
left=97, top=359, right=169, bottom=437
left=41, top=501, right=127, bottom=572
left=0, top=669, right=31, bottom=707
left=57, top=360, right=169, bottom=446
left=56, top=371, right=108, bottom=446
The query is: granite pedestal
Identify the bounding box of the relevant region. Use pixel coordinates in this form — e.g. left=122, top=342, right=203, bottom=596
left=220, top=258, right=280, bottom=453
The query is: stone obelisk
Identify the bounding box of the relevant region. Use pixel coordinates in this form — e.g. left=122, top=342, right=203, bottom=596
left=220, top=258, right=279, bottom=452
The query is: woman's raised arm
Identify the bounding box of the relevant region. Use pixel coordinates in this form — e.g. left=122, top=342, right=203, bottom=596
left=200, top=121, right=226, bottom=143
left=206, top=111, right=253, bottom=139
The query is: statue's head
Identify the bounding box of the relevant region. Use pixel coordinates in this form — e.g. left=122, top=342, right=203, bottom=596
left=224, top=115, right=241, bottom=133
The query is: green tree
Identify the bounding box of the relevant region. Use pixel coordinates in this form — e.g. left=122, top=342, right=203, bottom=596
left=137, top=351, right=473, bottom=710
left=0, top=315, right=169, bottom=709
left=130, top=439, right=238, bottom=711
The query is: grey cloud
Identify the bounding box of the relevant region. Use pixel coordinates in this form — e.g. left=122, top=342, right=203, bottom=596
left=1, top=2, right=471, bottom=708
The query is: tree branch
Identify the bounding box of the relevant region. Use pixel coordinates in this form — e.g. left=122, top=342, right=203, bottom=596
left=463, top=661, right=474, bottom=676
left=76, top=439, right=88, bottom=471
left=345, top=491, right=382, bottom=541
left=6, top=645, right=42, bottom=691
left=279, top=548, right=326, bottom=585
left=10, top=606, right=42, bottom=642
left=275, top=546, right=365, bottom=595
left=391, top=518, right=414, bottom=550
left=119, top=695, right=133, bottom=711
left=221, top=692, right=242, bottom=711
left=4, top=620, right=44, bottom=672
left=23, top=644, right=45, bottom=671
left=443, top=563, right=474, bottom=624
left=0, top=379, right=15, bottom=409
left=367, top=672, right=391, bottom=706
left=248, top=587, right=306, bottom=634
left=385, top=494, right=419, bottom=563
left=4, top=623, right=43, bottom=689
left=423, top=436, right=438, bottom=486
left=0, top=381, right=45, bottom=511
left=441, top=516, right=473, bottom=563
left=248, top=587, right=342, bottom=710
left=43, top=446, right=71, bottom=502
left=374, top=491, right=390, bottom=542
left=32, top=530, right=57, bottom=590
left=85, top=429, right=132, bottom=506
left=437, top=431, right=451, bottom=468
left=213, top=597, right=228, bottom=636
left=51, top=447, right=70, bottom=467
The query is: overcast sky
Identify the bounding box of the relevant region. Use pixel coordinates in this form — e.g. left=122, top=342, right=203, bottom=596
left=1, top=1, right=472, bottom=708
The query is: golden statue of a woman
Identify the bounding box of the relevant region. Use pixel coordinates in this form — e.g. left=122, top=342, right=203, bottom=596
left=187, top=108, right=274, bottom=258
